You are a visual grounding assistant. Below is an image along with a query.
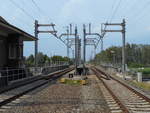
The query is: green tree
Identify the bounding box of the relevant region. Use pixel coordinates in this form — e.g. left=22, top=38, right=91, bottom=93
left=25, top=54, right=34, bottom=67
left=92, top=44, right=150, bottom=68
left=37, top=52, right=46, bottom=66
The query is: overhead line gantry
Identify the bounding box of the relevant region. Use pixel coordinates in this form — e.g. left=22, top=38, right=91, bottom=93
left=102, top=19, right=126, bottom=77
left=34, top=21, right=75, bottom=69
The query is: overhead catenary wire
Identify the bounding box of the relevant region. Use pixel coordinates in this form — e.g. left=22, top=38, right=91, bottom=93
left=117, top=0, right=150, bottom=24
left=104, top=0, right=122, bottom=31
left=103, top=0, right=117, bottom=36
left=102, top=0, right=118, bottom=38
left=101, top=0, right=123, bottom=52
left=31, top=0, right=52, bottom=22
left=31, top=0, right=58, bottom=35
left=128, top=1, right=150, bottom=25
left=6, top=0, right=38, bottom=35
left=31, top=0, right=42, bottom=12
left=7, top=0, right=74, bottom=58
left=95, top=1, right=117, bottom=52
left=31, top=0, right=72, bottom=51
left=110, top=0, right=122, bottom=22
left=107, top=0, right=117, bottom=22
left=121, top=0, right=138, bottom=18
left=10, top=0, right=61, bottom=49
left=112, top=0, right=149, bottom=25
left=9, top=0, right=35, bottom=21
left=20, top=0, right=41, bottom=20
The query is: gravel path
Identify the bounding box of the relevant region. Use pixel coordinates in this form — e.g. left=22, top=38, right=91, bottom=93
left=1, top=75, right=109, bottom=113
left=79, top=75, right=110, bottom=113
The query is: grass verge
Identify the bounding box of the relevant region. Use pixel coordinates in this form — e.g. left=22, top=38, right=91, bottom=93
left=129, top=81, right=150, bottom=91
left=59, top=78, right=87, bottom=85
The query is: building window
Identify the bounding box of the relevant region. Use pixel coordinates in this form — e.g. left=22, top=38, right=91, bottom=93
left=9, top=44, right=16, bottom=59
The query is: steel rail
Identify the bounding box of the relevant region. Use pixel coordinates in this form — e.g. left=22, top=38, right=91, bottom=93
left=0, top=67, right=74, bottom=107
left=94, top=66, right=150, bottom=103
left=91, top=67, right=129, bottom=113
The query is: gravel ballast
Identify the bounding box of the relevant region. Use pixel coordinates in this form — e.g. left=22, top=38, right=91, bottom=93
left=1, top=75, right=109, bottom=113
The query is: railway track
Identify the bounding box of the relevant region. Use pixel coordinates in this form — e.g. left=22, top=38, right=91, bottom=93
left=92, top=67, right=150, bottom=113
left=0, top=67, right=74, bottom=108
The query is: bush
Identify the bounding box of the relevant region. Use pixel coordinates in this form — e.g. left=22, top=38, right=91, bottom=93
left=128, top=63, right=144, bottom=68
left=138, top=68, right=150, bottom=75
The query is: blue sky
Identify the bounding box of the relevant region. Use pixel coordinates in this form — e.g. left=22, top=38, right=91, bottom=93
left=1, top=0, right=150, bottom=60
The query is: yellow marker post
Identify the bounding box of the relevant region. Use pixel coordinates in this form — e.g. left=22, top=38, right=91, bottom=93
left=60, top=78, right=66, bottom=83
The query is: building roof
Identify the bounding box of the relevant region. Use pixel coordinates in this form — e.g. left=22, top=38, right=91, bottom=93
left=0, top=16, right=37, bottom=41
left=0, top=17, right=9, bottom=24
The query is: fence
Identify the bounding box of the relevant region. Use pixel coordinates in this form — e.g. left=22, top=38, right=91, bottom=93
left=0, top=62, right=69, bottom=87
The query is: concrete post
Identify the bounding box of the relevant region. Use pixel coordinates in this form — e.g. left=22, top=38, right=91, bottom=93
left=137, top=72, right=142, bottom=82
left=67, top=28, right=69, bottom=58
left=122, top=19, right=126, bottom=71
left=83, top=24, right=86, bottom=75
left=89, top=23, right=91, bottom=34
left=122, top=19, right=126, bottom=79
left=101, top=38, right=103, bottom=51
left=34, top=20, right=38, bottom=69
left=75, top=26, right=78, bottom=74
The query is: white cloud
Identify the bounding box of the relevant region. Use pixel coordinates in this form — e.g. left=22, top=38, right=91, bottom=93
left=60, top=0, right=82, bottom=18
left=58, top=0, right=94, bottom=23
left=61, top=0, right=84, bottom=16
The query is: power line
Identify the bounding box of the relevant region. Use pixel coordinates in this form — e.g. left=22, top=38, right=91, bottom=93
left=103, top=0, right=121, bottom=39
left=107, top=0, right=117, bottom=22
left=7, top=0, right=37, bottom=34
left=122, top=0, right=138, bottom=18
left=9, top=0, right=35, bottom=20
left=116, top=0, right=136, bottom=20
left=20, top=0, right=41, bottom=19
left=129, top=1, right=150, bottom=23
left=124, top=0, right=150, bottom=27
left=31, top=0, right=51, bottom=22
left=110, top=0, right=122, bottom=22
left=31, top=0, right=42, bottom=13
left=30, top=0, right=53, bottom=33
